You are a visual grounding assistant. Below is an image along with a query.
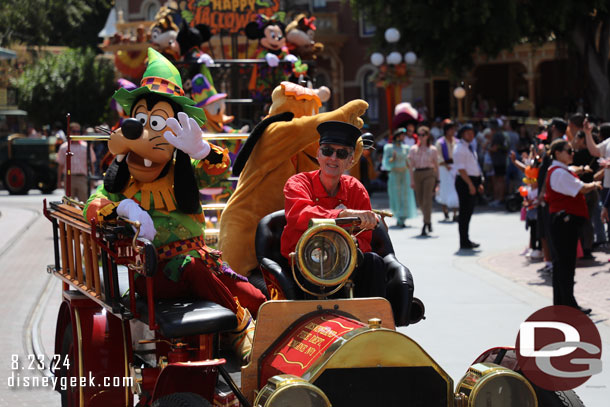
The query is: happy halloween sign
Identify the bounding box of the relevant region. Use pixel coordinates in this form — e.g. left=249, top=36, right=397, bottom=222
left=179, top=0, right=280, bottom=34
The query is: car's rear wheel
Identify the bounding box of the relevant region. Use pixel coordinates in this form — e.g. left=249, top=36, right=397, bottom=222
left=536, top=389, right=585, bottom=407
left=152, top=392, right=212, bottom=407
left=3, top=162, right=32, bottom=194
left=40, top=184, right=56, bottom=194
left=58, top=323, right=78, bottom=407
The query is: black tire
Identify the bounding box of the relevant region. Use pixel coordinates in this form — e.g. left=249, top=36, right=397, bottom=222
left=536, top=389, right=585, bottom=407
left=152, top=392, right=212, bottom=407
left=58, top=323, right=77, bottom=407
left=41, top=184, right=56, bottom=194
left=3, top=162, right=32, bottom=194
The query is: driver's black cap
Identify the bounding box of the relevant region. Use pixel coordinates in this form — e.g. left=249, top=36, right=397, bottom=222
left=317, top=121, right=361, bottom=149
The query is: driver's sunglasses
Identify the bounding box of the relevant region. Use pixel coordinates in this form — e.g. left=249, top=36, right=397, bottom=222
left=320, top=146, right=351, bottom=160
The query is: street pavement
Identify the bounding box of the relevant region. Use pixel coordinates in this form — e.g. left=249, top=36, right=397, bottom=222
left=371, top=191, right=610, bottom=407
left=0, top=191, right=61, bottom=406
left=0, top=189, right=608, bottom=406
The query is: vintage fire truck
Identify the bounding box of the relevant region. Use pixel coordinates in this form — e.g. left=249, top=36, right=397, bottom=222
left=43, top=191, right=585, bottom=407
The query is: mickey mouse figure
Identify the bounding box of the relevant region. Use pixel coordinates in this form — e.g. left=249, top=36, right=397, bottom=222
left=245, top=13, right=298, bottom=101
left=84, top=48, right=266, bottom=363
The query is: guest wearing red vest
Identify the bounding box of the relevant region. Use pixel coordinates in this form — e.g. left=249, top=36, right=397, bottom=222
left=544, top=139, right=601, bottom=315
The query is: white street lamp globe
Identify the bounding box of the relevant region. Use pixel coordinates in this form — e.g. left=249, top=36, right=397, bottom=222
left=384, top=28, right=400, bottom=43
left=453, top=86, right=466, bottom=99
left=387, top=51, right=402, bottom=65
left=404, top=51, right=417, bottom=64
left=370, top=52, right=385, bottom=66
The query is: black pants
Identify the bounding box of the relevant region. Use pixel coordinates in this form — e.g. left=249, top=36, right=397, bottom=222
left=578, top=190, right=598, bottom=252
left=526, top=219, right=541, bottom=250
left=455, top=176, right=481, bottom=246
left=549, top=212, right=584, bottom=307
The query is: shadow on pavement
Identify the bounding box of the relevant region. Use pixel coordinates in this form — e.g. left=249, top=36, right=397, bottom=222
left=454, top=249, right=480, bottom=256
left=576, top=259, right=605, bottom=268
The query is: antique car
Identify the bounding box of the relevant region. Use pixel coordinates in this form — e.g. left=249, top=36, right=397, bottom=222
left=43, top=195, right=570, bottom=407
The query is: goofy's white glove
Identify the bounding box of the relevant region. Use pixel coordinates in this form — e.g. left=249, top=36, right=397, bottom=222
left=265, top=53, right=280, bottom=67
left=164, top=112, right=211, bottom=160
left=116, top=199, right=157, bottom=241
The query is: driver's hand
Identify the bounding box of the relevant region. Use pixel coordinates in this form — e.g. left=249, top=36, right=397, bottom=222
left=339, top=209, right=378, bottom=230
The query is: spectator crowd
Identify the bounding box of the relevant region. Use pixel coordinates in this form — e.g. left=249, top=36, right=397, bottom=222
left=365, top=110, right=610, bottom=314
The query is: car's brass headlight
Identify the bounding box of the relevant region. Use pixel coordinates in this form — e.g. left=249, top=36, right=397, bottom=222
left=254, top=374, right=331, bottom=407
left=455, top=363, right=537, bottom=407
left=295, top=220, right=357, bottom=288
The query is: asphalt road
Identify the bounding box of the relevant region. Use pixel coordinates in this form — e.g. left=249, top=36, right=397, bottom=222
left=0, top=190, right=62, bottom=406
left=0, top=188, right=608, bottom=406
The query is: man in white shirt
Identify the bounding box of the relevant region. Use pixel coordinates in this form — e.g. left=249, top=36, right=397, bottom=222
left=453, top=124, right=485, bottom=250
left=56, top=122, right=96, bottom=202
left=584, top=119, right=610, bottom=188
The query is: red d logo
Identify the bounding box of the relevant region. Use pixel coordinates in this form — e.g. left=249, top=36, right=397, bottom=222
left=516, top=305, right=602, bottom=391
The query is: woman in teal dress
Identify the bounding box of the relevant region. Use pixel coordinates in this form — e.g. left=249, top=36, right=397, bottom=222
left=383, top=128, right=417, bottom=227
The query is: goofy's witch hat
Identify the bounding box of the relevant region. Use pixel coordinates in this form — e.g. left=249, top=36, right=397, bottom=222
left=112, top=48, right=207, bottom=126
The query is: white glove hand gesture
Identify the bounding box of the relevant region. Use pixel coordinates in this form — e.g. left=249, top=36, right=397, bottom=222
left=164, top=112, right=211, bottom=160
left=283, top=54, right=298, bottom=63
left=116, top=199, right=157, bottom=241
left=197, top=53, right=214, bottom=67
left=265, top=52, right=280, bottom=67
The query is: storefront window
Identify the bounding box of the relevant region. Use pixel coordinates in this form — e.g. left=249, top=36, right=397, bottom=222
left=362, top=70, right=379, bottom=123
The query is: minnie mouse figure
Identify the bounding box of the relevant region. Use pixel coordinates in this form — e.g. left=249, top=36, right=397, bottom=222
left=245, top=13, right=298, bottom=101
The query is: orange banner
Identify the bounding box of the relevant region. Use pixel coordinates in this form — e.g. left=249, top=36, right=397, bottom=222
left=180, top=0, right=280, bottom=34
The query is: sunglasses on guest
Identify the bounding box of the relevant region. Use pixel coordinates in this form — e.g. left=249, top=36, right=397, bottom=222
left=320, top=146, right=351, bottom=159
left=563, top=147, right=574, bottom=154
left=418, top=131, right=429, bottom=137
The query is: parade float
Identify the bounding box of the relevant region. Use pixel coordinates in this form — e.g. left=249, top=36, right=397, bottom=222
left=41, top=3, right=585, bottom=407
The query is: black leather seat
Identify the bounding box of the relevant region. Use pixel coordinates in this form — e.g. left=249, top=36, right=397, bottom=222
left=129, top=298, right=238, bottom=339
left=114, top=267, right=238, bottom=338
left=255, top=210, right=416, bottom=326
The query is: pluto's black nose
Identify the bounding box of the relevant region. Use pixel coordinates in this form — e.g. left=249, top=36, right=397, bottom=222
left=121, top=118, right=143, bottom=140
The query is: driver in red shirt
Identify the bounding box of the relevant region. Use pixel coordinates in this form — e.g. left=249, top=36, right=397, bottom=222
left=281, top=121, right=386, bottom=298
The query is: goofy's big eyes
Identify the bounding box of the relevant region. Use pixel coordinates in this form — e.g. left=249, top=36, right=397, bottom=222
left=135, top=112, right=147, bottom=126
left=149, top=115, right=166, bottom=131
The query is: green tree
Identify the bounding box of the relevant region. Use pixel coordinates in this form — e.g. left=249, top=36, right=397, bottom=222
left=350, top=0, right=610, bottom=119
left=13, top=48, right=116, bottom=127
left=0, top=0, right=112, bottom=48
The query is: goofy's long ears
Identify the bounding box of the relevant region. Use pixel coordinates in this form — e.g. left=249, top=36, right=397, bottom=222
left=173, top=149, right=200, bottom=214
left=104, top=158, right=131, bottom=193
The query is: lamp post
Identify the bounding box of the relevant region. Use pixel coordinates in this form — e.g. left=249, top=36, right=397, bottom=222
left=453, top=85, right=466, bottom=122
left=370, top=28, right=417, bottom=134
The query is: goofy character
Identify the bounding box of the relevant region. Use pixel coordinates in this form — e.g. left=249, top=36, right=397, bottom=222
left=83, top=48, right=265, bottom=363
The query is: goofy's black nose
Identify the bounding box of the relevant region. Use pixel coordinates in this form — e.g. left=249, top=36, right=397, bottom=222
left=121, top=118, right=143, bottom=140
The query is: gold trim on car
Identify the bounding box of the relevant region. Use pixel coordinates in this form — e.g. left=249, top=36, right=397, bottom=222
left=295, top=221, right=357, bottom=288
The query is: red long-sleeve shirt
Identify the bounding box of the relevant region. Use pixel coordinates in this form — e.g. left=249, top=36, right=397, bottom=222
left=281, top=170, right=373, bottom=259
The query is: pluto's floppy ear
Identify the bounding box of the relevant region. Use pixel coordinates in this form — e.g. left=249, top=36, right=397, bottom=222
left=104, top=158, right=131, bottom=193
left=174, top=149, right=201, bottom=213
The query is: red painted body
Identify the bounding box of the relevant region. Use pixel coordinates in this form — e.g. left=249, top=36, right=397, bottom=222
left=152, top=360, right=224, bottom=402
left=55, top=290, right=133, bottom=407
